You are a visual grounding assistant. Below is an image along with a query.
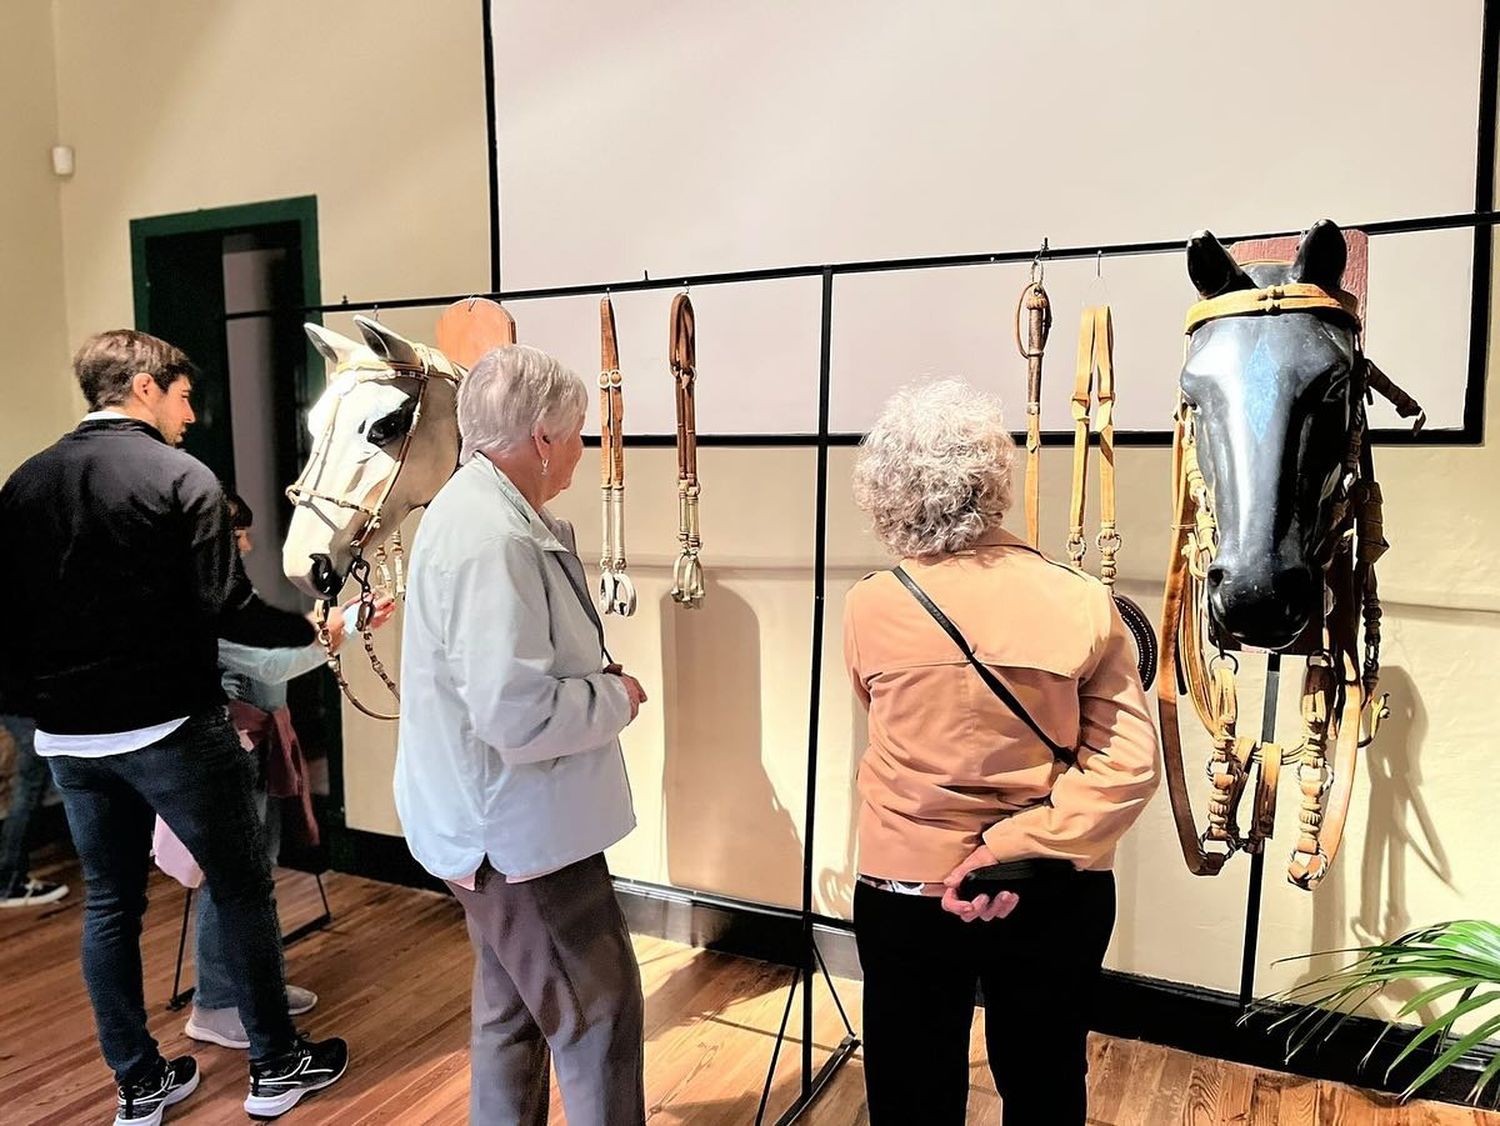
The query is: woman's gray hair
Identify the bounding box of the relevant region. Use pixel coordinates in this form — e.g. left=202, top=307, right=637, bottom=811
left=852, top=379, right=1016, bottom=558
left=457, top=344, right=588, bottom=462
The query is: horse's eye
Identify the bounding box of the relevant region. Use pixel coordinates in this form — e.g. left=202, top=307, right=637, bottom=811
left=1319, top=370, right=1352, bottom=405
left=367, top=399, right=416, bottom=446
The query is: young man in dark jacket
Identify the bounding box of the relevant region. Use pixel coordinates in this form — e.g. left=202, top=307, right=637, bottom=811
left=0, top=330, right=349, bottom=1125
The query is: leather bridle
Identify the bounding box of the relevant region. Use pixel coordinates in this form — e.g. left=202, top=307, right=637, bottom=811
left=285, top=344, right=463, bottom=720
left=598, top=296, right=636, bottom=616
left=1014, top=267, right=1052, bottom=549
left=669, top=293, right=705, bottom=608
left=1068, top=304, right=1158, bottom=688
left=1158, top=281, right=1423, bottom=889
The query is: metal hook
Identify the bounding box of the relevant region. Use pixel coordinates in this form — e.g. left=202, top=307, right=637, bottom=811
left=1030, top=238, right=1049, bottom=284
left=1096, top=250, right=1103, bottom=278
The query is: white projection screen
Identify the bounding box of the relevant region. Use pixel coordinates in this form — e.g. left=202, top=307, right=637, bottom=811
left=491, top=2, right=1487, bottom=437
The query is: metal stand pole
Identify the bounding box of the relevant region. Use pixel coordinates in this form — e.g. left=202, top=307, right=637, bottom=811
left=168, top=871, right=335, bottom=1011
left=1238, top=653, right=1282, bottom=1009
left=754, top=268, right=860, bottom=1125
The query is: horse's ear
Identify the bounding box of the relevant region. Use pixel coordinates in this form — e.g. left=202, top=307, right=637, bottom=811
left=1289, top=219, right=1347, bottom=290
left=304, top=323, right=362, bottom=367
left=1187, top=230, right=1255, bottom=299
left=354, top=315, right=422, bottom=368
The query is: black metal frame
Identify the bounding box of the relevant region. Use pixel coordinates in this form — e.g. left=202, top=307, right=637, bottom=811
left=236, top=0, right=1500, bottom=1114
left=167, top=873, right=333, bottom=1011
left=226, top=203, right=1499, bottom=446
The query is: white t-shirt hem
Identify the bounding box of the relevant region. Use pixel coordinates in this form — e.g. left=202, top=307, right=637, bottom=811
left=35, top=716, right=191, bottom=759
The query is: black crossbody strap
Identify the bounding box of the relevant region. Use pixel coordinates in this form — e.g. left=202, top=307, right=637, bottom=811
left=892, top=566, right=1076, bottom=767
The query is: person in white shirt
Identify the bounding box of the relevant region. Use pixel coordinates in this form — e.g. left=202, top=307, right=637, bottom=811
left=395, top=344, right=648, bottom=1126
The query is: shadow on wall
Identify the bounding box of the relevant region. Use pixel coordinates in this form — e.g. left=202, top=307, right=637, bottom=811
left=1353, top=665, right=1449, bottom=944
left=1295, top=665, right=1449, bottom=1024
left=660, top=579, right=803, bottom=909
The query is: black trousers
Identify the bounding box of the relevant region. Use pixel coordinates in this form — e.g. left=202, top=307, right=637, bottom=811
left=853, top=870, right=1116, bottom=1125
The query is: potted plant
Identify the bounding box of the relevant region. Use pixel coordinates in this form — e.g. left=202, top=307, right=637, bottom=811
left=1260, top=919, right=1500, bottom=1104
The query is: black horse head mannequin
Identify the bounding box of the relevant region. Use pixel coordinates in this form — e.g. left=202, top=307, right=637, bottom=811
left=1181, top=220, right=1360, bottom=651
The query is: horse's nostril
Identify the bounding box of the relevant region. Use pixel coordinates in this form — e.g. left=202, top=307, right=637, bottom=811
left=1206, top=564, right=1227, bottom=589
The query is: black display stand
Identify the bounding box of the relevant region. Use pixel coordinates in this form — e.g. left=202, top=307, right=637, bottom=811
left=167, top=874, right=333, bottom=1011
left=225, top=208, right=1495, bottom=1121
left=1238, top=653, right=1281, bottom=1010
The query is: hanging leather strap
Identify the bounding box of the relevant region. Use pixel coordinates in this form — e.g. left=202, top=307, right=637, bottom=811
left=597, top=296, right=635, bottom=617
left=669, top=293, right=704, bottom=608
left=1068, top=306, right=1118, bottom=576
left=671, top=294, right=698, bottom=485
left=1015, top=281, right=1052, bottom=548
left=600, top=296, right=620, bottom=490
left=892, top=566, right=1075, bottom=767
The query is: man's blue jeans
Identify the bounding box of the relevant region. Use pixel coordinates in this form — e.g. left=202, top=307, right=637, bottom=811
left=48, top=711, right=295, bottom=1083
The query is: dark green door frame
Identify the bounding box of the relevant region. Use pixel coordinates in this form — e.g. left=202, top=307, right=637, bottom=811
left=127, top=196, right=351, bottom=853
left=129, top=194, right=324, bottom=447
left=130, top=194, right=321, bottom=324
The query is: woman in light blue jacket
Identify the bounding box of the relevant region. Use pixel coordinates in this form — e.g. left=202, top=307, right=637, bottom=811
left=395, top=345, right=648, bottom=1126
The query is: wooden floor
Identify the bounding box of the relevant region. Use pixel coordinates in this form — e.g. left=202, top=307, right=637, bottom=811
left=1, top=859, right=1495, bottom=1125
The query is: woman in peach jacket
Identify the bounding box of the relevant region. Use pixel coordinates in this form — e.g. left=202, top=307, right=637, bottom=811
left=844, top=380, right=1160, bottom=1126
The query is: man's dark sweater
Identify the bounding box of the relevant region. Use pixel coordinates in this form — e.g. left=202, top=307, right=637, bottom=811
left=0, top=417, right=314, bottom=735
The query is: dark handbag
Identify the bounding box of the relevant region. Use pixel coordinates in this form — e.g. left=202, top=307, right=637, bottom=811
left=891, top=565, right=1079, bottom=900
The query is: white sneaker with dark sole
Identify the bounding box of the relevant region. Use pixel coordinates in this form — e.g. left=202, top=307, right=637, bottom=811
left=244, top=1035, right=348, bottom=1120
left=0, top=877, right=69, bottom=908
left=114, top=1056, right=199, bottom=1126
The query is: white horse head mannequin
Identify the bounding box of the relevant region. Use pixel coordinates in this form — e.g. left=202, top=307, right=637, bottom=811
left=282, top=315, right=463, bottom=601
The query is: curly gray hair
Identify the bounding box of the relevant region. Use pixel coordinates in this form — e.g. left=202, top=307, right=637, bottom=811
left=458, top=344, right=588, bottom=462
left=852, top=379, right=1016, bottom=558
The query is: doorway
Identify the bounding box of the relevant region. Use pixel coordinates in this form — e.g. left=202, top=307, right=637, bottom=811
left=130, top=196, right=343, bottom=871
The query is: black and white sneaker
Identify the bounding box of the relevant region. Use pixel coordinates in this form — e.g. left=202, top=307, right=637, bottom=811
left=0, top=875, right=69, bottom=908
left=245, top=1035, right=348, bottom=1119
left=114, top=1056, right=199, bottom=1126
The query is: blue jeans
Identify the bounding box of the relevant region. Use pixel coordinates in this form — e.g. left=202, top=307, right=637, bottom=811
left=194, top=746, right=281, bottom=1010
left=0, top=714, right=51, bottom=890
left=48, top=711, right=296, bottom=1084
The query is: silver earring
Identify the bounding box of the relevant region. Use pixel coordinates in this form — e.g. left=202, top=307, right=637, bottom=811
left=542, top=458, right=550, bottom=475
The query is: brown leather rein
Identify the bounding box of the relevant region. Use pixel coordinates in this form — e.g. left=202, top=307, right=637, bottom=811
left=598, top=297, right=636, bottom=616
left=1015, top=269, right=1052, bottom=549
left=285, top=346, right=464, bottom=720
left=1157, top=283, right=1423, bottom=890
left=669, top=293, right=705, bottom=608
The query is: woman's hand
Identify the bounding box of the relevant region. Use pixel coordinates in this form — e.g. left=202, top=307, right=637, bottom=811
left=606, top=664, right=648, bottom=722
left=941, top=843, right=1021, bottom=923
left=317, top=594, right=398, bottom=655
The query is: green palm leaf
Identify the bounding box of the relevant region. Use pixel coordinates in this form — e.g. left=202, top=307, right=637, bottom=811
left=1256, top=919, right=1500, bottom=1103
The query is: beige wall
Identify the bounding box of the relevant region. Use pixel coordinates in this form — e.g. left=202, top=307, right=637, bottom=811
left=16, top=0, right=1500, bottom=1023
left=0, top=0, right=71, bottom=478
left=50, top=0, right=489, bottom=346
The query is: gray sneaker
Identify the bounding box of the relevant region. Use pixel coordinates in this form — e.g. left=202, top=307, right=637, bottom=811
left=285, top=985, right=318, bottom=1016
left=185, top=1005, right=249, bottom=1050
left=185, top=986, right=319, bottom=1050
